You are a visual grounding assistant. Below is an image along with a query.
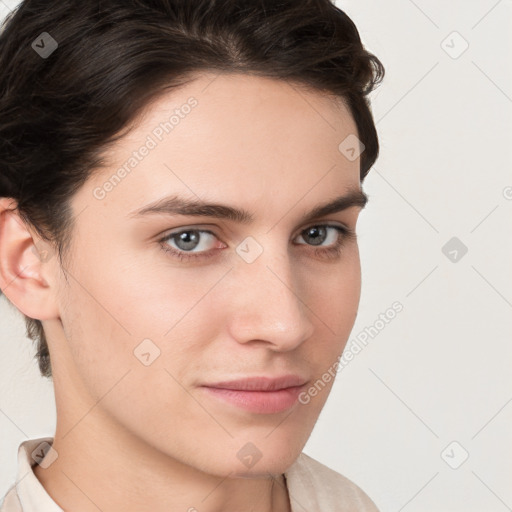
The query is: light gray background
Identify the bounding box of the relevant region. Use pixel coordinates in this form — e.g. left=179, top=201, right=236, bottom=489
left=1, top=1, right=511, bottom=510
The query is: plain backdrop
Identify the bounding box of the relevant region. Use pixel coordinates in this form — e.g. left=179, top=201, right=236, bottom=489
left=1, top=1, right=511, bottom=511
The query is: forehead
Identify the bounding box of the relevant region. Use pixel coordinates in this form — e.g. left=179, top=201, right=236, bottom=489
left=77, top=72, right=361, bottom=219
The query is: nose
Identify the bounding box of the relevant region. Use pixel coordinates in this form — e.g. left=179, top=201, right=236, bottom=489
left=225, top=242, right=316, bottom=352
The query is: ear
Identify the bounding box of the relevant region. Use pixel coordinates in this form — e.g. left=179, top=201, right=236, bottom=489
left=0, top=197, right=60, bottom=320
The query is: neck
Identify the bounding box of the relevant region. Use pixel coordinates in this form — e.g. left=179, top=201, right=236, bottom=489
left=33, top=419, right=291, bottom=512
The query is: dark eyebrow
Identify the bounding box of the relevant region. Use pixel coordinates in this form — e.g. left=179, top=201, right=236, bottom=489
left=128, top=187, right=368, bottom=224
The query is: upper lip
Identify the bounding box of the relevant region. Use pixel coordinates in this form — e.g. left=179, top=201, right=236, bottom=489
left=202, top=375, right=308, bottom=391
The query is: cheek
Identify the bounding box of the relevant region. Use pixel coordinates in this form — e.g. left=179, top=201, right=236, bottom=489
left=306, top=249, right=361, bottom=331
left=58, top=248, right=150, bottom=382
left=61, top=279, right=137, bottom=382
left=298, top=250, right=361, bottom=382
left=60, top=236, right=222, bottom=388
left=60, top=274, right=199, bottom=439
left=60, top=246, right=214, bottom=387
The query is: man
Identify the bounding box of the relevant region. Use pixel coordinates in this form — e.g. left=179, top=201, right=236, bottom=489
left=0, top=1, right=384, bottom=510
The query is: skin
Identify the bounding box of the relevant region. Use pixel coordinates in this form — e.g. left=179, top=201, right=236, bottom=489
left=0, top=72, right=365, bottom=512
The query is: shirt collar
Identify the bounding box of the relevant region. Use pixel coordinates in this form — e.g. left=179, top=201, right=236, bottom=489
left=14, top=437, right=64, bottom=512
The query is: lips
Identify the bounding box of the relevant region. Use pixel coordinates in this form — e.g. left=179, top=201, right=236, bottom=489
left=199, top=375, right=309, bottom=414
left=202, top=375, right=308, bottom=391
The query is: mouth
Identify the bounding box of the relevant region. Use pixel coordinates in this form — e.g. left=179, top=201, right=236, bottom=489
left=199, top=375, right=309, bottom=414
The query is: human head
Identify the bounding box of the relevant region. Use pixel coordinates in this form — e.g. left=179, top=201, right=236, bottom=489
left=0, top=0, right=384, bottom=480
left=0, top=0, right=383, bottom=379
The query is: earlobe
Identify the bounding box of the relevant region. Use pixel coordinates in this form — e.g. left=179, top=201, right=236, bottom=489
left=0, top=198, right=60, bottom=320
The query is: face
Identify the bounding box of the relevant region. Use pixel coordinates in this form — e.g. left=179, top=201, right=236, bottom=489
left=43, top=72, right=365, bottom=477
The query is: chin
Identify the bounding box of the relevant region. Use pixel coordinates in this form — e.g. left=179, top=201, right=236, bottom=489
left=192, top=447, right=300, bottom=479
left=235, top=448, right=302, bottom=478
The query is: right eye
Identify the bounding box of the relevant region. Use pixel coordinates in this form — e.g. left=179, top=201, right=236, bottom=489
left=159, top=229, right=226, bottom=261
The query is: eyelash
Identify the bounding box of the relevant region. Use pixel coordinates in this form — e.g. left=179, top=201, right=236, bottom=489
left=159, top=224, right=357, bottom=263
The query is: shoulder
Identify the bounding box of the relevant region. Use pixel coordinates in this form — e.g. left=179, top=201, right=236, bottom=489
left=0, top=484, right=22, bottom=512
left=1, top=436, right=58, bottom=512
left=284, top=452, right=380, bottom=512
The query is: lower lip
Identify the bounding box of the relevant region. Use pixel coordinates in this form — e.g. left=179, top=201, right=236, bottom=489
left=200, top=385, right=306, bottom=414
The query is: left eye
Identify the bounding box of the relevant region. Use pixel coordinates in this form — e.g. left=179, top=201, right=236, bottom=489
left=159, top=224, right=352, bottom=261
left=294, top=225, right=343, bottom=247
